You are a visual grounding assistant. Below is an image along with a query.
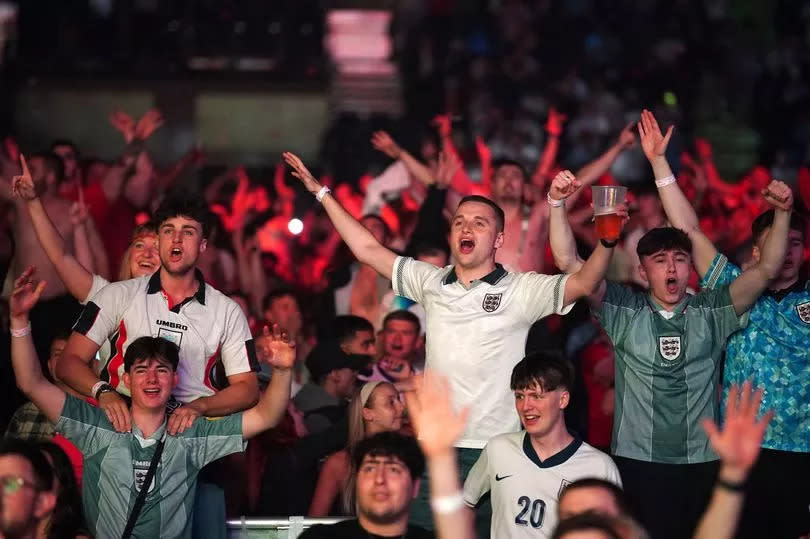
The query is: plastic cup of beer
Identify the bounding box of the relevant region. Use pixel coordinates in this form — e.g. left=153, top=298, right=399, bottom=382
left=592, top=185, right=627, bottom=241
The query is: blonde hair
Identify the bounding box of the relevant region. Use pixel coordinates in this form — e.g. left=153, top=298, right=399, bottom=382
left=342, top=381, right=393, bottom=514
left=118, top=223, right=158, bottom=281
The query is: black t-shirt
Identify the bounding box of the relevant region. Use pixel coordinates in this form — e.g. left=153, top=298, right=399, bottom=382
left=299, top=519, right=434, bottom=539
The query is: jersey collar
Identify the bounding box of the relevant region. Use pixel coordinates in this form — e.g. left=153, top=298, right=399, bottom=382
left=147, top=269, right=207, bottom=307
left=522, top=432, right=582, bottom=469
left=765, top=278, right=808, bottom=302
left=442, top=263, right=507, bottom=286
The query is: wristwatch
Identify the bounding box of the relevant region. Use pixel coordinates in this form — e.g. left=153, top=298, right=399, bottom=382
left=94, top=383, right=116, bottom=401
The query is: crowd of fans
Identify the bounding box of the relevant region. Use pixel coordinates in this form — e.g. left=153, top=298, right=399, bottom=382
left=0, top=2, right=809, bottom=539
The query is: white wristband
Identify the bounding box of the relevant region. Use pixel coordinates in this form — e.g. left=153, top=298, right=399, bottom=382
left=315, top=186, right=331, bottom=202
left=655, top=175, right=676, bottom=188
left=547, top=193, right=564, bottom=207
left=430, top=492, right=465, bottom=514
left=10, top=323, right=31, bottom=338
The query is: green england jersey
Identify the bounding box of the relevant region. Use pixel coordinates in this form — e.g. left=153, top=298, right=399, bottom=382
left=56, top=394, right=245, bottom=539
left=596, top=283, right=743, bottom=464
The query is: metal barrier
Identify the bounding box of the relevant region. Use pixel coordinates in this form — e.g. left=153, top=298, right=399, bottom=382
left=226, top=517, right=349, bottom=539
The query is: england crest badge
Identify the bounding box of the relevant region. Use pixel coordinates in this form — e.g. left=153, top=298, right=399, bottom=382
left=482, top=293, right=502, bottom=312
left=797, top=301, right=810, bottom=324
left=658, top=336, right=682, bottom=361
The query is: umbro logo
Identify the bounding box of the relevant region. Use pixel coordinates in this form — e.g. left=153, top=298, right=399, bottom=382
left=495, top=474, right=512, bottom=481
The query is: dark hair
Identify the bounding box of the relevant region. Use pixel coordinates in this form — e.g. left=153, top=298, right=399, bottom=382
left=457, top=195, right=505, bottom=232
left=49, top=139, right=79, bottom=156
left=552, top=513, right=624, bottom=539
left=382, top=310, right=421, bottom=334
left=560, top=478, right=632, bottom=517
left=412, top=243, right=449, bottom=262
left=38, top=442, right=87, bottom=539
left=131, top=220, right=158, bottom=240
left=510, top=350, right=574, bottom=393
left=262, top=287, right=298, bottom=312
left=0, top=438, right=54, bottom=491
left=29, top=152, right=66, bottom=185
left=636, top=227, right=692, bottom=259
left=333, top=315, right=375, bottom=345
left=352, top=432, right=425, bottom=480
left=751, top=209, right=806, bottom=244
left=153, top=190, right=212, bottom=238
left=123, top=336, right=180, bottom=372
left=51, top=328, right=72, bottom=343
left=492, top=157, right=529, bottom=183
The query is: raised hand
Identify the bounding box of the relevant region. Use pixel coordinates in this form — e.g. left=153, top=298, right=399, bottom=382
left=134, top=108, right=164, bottom=141
left=762, top=180, right=793, bottom=212
left=432, top=113, right=453, bottom=138
left=256, top=323, right=296, bottom=371
left=546, top=107, right=568, bottom=137
left=435, top=150, right=460, bottom=189
left=69, top=189, right=89, bottom=226
left=9, top=267, right=46, bottom=319
left=475, top=135, right=491, bottom=163
left=371, top=131, right=402, bottom=160
left=548, top=170, right=581, bottom=201
left=404, top=371, right=469, bottom=458
left=616, top=122, right=636, bottom=149
left=282, top=152, right=321, bottom=194
left=701, top=382, right=772, bottom=482
left=109, top=109, right=136, bottom=143
left=637, top=109, right=674, bottom=161
left=11, top=155, right=38, bottom=200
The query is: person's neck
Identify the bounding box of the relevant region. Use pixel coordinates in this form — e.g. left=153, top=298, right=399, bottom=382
left=454, top=260, right=497, bottom=287
left=160, top=267, right=199, bottom=304
left=499, top=199, right=522, bottom=219
left=769, top=274, right=799, bottom=293
left=131, top=406, right=166, bottom=439
left=650, top=292, right=684, bottom=312
left=529, top=423, right=574, bottom=461
left=358, top=514, right=409, bottom=537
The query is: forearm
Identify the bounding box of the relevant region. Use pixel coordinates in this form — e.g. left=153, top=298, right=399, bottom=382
left=73, top=224, right=95, bottom=274
left=192, top=378, right=259, bottom=417
left=693, top=465, right=746, bottom=539
left=533, top=134, right=560, bottom=186
left=757, top=208, right=791, bottom=279
left=321, top=193, right=394, bottom=273
left=650, top=156, right=700, bottom=232
left=565, top=243, right=613, bottom=305
left=427, top=451, right=475, bottom=539
left=10, top=315, right=47, bottom=394
left=549, top=204, right=584, bottom=273
left=55, top=353, right=101, bottom=397
left=85, top=217, right=110, bottom=280
left=399, top=151, right=436, bottom=187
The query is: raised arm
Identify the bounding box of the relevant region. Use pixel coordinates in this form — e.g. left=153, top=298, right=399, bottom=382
left=283, top=152, right=397, bottom=279
left=9, top=268, right=66, bottom=423
left=12, top=155, right=94, bottom=302
left=242, top=325, right=294, bottom=440
left=371, top=131, right=437, bottom=187
left=531, top=107, right=566, bottom=186
left=638, top=109, right=718, bottom=276
left=548, top=171, right=585, bottom=274
left=695, top=383, right=773, bottom=539
left=405, top=372, right=475, bottom=539
left=567, top=122, right=636, bottom=209
left=727, top=182, right=792, bottom=315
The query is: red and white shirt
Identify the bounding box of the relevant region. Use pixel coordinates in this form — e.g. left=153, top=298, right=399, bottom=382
left=74, top=270, right=258, bottom=402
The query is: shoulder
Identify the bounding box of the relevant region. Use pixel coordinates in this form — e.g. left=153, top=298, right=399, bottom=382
left=407, top=524, right=435, bottom=539
left=323, top=450, right=350, bottom=472
left=181, top=413, right=242, bottom=440
left=96, top=275, right=148, bottom=297
left=486, top=431, right=524, bottom=455
left=575, top=441, right=619, bottom=469
left=300, top=519, right=358, bottom=538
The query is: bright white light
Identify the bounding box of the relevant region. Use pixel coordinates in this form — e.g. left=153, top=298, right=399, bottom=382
left=288, top=218, right=304, bottom=235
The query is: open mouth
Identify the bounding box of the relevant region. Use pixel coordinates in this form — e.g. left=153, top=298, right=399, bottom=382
left=169, top=248, right=183, bottom=262
left=665, top=277, right=678, bottom=294
left=522, top=414, right=539, bottom=425
left=137, top=260, right=156, bottom=272
left=459, top=238, right=475, bottom=254
left=143, top=388, right=161, bottom=396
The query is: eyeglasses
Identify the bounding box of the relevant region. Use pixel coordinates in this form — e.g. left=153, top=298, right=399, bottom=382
left=0, top=475, right=39, bottom=495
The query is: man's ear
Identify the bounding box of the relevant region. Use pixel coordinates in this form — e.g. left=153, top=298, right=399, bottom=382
left=199, top=238, right=208, bottom=253
left=494, top=231, right=505, bottom=249
left=122, top=372, right=131, bottom=390
left=638, top=263, right=648, bottom=285
left=560, top=390, right=570, bottom=410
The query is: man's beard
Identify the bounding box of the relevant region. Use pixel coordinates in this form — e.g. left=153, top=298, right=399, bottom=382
left=358, top=503, right=409, bottom=526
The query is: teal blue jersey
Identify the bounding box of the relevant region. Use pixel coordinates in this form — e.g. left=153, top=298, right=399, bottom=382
left=56, top=395, right=244, bottom=538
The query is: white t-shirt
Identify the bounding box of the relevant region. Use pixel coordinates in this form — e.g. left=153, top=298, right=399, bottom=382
left=464, top=432, right=622, bottom=538
left=74, top=270, right=258, bottom=402
left=392, top=256, right=572, bottom=447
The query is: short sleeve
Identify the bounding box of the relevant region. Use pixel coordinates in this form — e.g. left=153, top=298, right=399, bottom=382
left=72, top=280, right=130, bottom=346
left=700, top=253, right=741, bottom=290
left=603, top=455, right=623, bottom=488
left=55, top=394, right=118, bottom=456
left=594, top=282, right=645, bottom=342
left=518, top=273, right=574, bottom=323
left=182, top=413, right=245, bottom=469
left=693, top=286, right=745, bottom=342
left=219, top=300, right=260, bottom=376
left=391, top=256, right=443, bottom=304
left=462, top=443, right=491, bottom=507
left=82, top=274, right=111, bottom=305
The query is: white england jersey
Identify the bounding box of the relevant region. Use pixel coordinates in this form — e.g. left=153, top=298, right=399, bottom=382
left=74, top=270, right=259, bottom=402
left=463, top=432, right=622, bottom=538
left=392, top=256, right=573, bottom=447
